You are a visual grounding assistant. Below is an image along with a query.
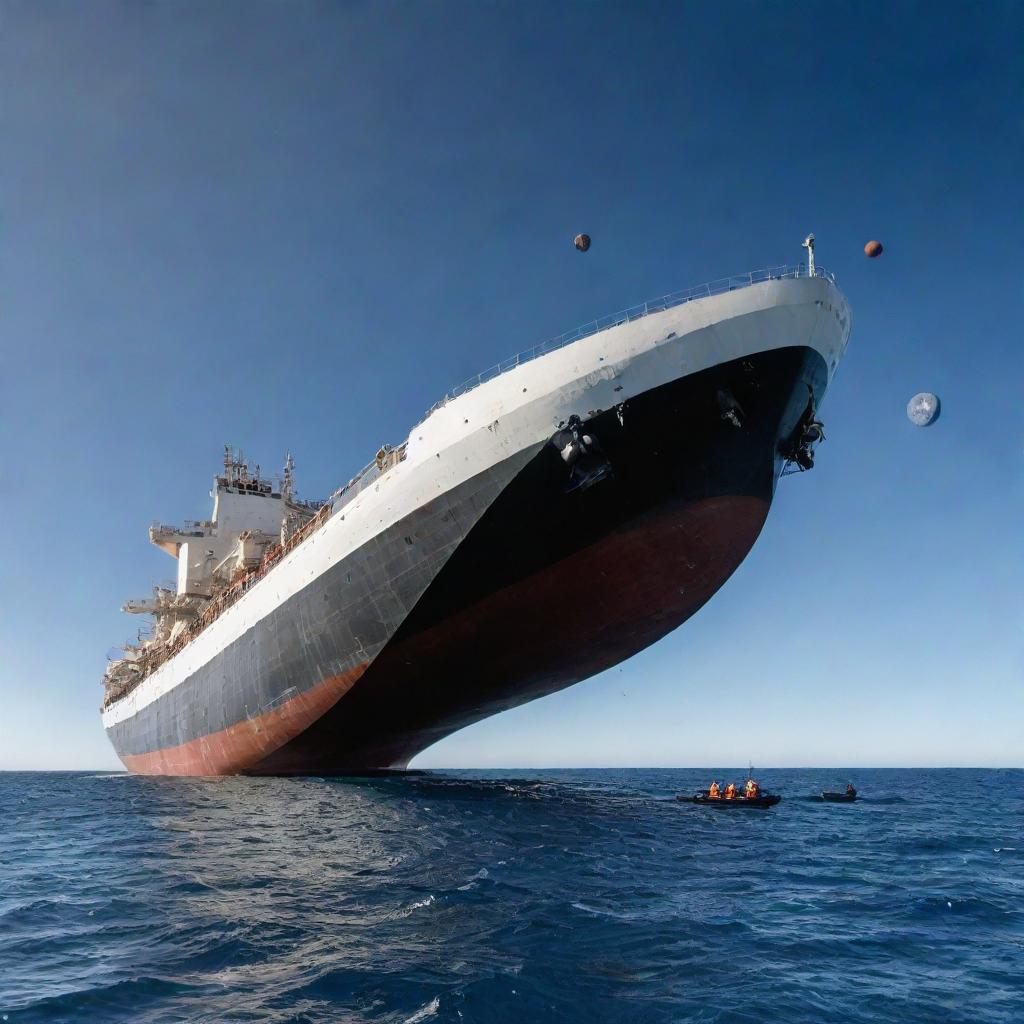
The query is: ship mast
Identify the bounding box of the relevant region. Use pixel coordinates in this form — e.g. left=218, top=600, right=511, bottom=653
left=282, top=453, right=295, bottom=502
left=802, top=233, right=816, bottom=277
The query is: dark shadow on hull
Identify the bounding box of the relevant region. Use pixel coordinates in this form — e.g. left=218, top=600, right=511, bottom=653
left=253, top=345, right=827, bottom=774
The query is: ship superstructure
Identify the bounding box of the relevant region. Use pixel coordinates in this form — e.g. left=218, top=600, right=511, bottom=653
left=102, top=246, right=852, bottom=775
left=103, top=448, right=327, bottom=705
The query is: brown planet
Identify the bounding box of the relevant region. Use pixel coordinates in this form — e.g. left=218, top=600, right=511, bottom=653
left=574, top=233, right=591, bottom=252
left=864, top=240, right=883, bottom=258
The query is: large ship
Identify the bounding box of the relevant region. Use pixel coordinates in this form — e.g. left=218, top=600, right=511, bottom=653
left=102, top=240, right=851, bottom=775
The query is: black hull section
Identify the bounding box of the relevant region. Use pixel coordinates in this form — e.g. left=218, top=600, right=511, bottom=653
left=256, top=344, right=826, bottom=773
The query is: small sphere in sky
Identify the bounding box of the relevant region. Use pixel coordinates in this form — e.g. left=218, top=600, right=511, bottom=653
left=907, top=392, right=941, bottom=427
left=574, top=233, right=591, bottom=252
left=864, top=240, right=883, bottom=258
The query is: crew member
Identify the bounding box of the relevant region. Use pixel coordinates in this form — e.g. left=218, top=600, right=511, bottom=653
left=846, top=783, right=857, bottom=797
left=708, top=781, right=721, bottom=798
left=744, top=778, right=760, bottom=799
left=723, top=782, right=737, bottom=800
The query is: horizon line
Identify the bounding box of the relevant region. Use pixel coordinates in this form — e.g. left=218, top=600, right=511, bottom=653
left=1, top=764, right=1021, bottom=774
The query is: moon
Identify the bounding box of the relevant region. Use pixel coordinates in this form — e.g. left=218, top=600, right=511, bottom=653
left=907, top=392, right=941, bottom=427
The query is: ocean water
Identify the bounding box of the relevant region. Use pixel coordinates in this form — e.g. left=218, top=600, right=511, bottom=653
left=1, top=769, right=1021, bottom=1024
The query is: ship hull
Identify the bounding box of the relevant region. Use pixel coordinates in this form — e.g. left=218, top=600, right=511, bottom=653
left=107, top=342, right=826, bottom=774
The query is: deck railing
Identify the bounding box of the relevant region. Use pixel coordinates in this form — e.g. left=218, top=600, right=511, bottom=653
left=428, top=263, right=833, bottom=413
left=327, top=443, right=407, bottom=516
left=150, top=520, right=208, bottom=538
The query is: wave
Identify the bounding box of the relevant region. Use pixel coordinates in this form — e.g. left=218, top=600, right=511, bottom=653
left=404, top=996, right=440, bottom=1023
left=2, top=767, right=1019, bottom=1024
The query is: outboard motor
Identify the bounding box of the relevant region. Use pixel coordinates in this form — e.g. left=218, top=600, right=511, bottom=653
left=550, top=415, right=613, bottom=493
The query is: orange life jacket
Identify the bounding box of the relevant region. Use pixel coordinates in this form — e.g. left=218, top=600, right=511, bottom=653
left=724, top=784, right=736, bottom=799
left=708, top=783, right=720, bottom=798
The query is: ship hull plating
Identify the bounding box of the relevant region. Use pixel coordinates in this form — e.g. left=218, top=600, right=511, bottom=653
left=107, top=344, right=826, bottom=775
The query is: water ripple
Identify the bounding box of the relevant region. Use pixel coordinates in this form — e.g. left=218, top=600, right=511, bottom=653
left=0, top=769, right=1021, bottom=1023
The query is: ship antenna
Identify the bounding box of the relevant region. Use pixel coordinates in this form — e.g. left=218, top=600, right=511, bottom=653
left=801, top=233, right=816, bottom=277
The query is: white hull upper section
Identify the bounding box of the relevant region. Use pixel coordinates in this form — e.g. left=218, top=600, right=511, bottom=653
left=104, top=274, right=850, bottom=729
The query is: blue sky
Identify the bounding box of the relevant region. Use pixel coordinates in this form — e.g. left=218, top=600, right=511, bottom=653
left=1, top=2, right=1020, bottom=770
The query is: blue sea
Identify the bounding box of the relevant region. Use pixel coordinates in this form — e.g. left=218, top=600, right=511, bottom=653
left=1, top=769, right=1021, bottom=1023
